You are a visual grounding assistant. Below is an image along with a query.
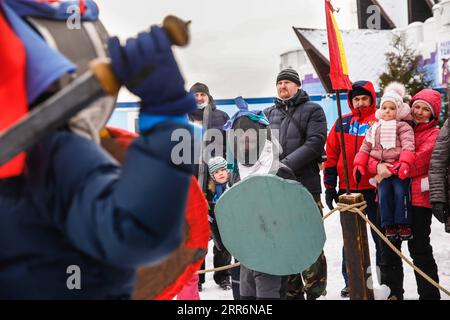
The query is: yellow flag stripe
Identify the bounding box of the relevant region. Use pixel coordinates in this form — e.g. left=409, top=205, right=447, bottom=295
left=329, top=9, right=349, bottom=76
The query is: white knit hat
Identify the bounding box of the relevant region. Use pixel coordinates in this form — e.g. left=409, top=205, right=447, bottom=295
left=377, top=82, right=412, bottom=121
left=380, top=82, right=405, bottom=108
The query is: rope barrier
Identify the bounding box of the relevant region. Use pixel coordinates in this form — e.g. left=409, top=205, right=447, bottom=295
left=196, top=200, right=450, bottom=298
left=196, top=262, right=241, bottom=275
left=331, top=201, right=450, bottom=297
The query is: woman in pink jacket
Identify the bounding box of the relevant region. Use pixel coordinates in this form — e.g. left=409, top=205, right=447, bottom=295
left=368, top=88, right=441, bottom=300
left=354, top=83, right=415, bottom=240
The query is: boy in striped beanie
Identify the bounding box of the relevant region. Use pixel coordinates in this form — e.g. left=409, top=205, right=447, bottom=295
left=208, top=156, right=229, bottom=185
left=206, top=156, right=233, bottom=292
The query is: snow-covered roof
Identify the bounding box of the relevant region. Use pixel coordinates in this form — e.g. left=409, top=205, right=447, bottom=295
left=294, top=28, right=394, bottom=91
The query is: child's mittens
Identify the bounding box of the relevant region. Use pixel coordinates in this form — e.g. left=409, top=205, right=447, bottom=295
left=397, top=162, right=410, bottom=180
left=397, top=150, right=415, bottom=180
left=388, top=163, right=400, bottom=175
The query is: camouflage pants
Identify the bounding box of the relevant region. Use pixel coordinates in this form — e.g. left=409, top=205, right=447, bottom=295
left=287, top=252, right=327, bottom=300
left=287, top=198, right=328, bottom=300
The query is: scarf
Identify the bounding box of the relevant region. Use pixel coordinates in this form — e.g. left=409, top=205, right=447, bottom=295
left=370, top=119, right=397, bottom=149
left=212, top=182, right=228, bottom=203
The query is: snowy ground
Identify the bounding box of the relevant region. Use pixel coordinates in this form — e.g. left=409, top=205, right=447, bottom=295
left=199, top=194, right=450, bottom=300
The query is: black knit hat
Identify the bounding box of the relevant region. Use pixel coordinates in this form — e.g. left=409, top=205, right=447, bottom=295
left=190, top=82, right=210, bottom=95
left=276, top=69, right=301, bottom=86
left=350, top=86, right=372, bottom=100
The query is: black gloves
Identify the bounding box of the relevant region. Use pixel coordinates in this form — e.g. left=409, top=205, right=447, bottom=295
left=432, top=202, right=449, bottom=223
left=325, top=188, right=339, bottom=211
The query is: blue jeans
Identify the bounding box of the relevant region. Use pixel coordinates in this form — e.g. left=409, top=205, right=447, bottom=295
left=341, top=189, right=381, bottom=287
left=378, top=176, right=412, bottom=227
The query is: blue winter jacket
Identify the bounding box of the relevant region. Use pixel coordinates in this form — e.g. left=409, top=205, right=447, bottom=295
left=0, top=122, right=192, bottom=299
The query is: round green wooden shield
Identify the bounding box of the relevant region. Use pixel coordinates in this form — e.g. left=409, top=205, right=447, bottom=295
left=215, top=174, right=326, bottom=275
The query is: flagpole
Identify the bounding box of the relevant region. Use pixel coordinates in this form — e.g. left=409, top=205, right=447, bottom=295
left=325, top=0, right=374, bottom=300
left=335, top=90, right=350, bottom=194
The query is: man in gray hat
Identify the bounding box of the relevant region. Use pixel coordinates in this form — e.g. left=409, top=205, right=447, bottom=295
left=264, top=68, right=328, bottom=300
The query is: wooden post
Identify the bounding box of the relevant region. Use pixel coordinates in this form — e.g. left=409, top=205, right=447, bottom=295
left=339, top=193, right=374, bottom=300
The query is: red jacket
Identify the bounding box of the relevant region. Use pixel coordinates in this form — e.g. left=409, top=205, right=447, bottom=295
left=409, top=122, right=440, bottom=208
left=324, top=81, right=378, bottom=191
left=368, top=122, right=439, bottom=208
left=368, top=89, right=442, bottom=208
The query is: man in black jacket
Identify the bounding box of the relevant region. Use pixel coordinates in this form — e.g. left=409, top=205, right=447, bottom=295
left=189, top=82, right=230, bottom=158
left=188, top=82, right=231, bottom=291
left=264, top=68, right=328, bottom=300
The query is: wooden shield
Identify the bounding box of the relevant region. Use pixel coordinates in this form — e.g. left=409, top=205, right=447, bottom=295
left=100, top=128, right=210, bottom=300
left=215, top=174, right=326, bottom=276
left=132, top=176, right=209, bottom=300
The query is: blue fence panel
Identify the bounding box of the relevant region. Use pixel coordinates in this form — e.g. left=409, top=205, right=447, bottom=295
left=109, top=94, right=353, bottom=132
left=214, top=95, right=351, bottom=131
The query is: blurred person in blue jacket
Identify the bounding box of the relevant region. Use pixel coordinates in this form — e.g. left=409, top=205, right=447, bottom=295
left=0, top=0, right=196, bottom=299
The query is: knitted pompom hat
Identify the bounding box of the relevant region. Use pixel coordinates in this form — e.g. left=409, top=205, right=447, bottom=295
left=377, top=82, right=412, bottom=121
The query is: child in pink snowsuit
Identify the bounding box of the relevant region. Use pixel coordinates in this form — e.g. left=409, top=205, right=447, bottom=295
left=353, top=82, right=415, bottom=241
left=176, top=273, right=201, bottom=300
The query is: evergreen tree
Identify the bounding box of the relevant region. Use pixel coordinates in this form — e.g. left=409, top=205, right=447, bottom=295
left=379, top=34, right=431, bottom=98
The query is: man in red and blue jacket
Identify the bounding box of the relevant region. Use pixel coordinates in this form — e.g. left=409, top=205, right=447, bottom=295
left=323, top=80, right=382, bottom=297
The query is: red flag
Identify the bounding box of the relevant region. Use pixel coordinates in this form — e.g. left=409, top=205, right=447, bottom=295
left=0, top=11, right=27, bottom=178
left=325, top=0, right=352, bottom=90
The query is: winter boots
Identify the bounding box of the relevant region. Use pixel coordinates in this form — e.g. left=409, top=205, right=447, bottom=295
left=385, top=226, right=397, bottom=240
left=398, top=225, right=413, bottom=240
left=218, top=278, right=232, bottom=290
left=385, top=225, right=413, bottom=241
left=340, top=286, right=350, bottom=298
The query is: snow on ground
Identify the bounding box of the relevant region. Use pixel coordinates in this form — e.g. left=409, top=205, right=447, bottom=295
left=200, top=193, right=450, bottom=300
